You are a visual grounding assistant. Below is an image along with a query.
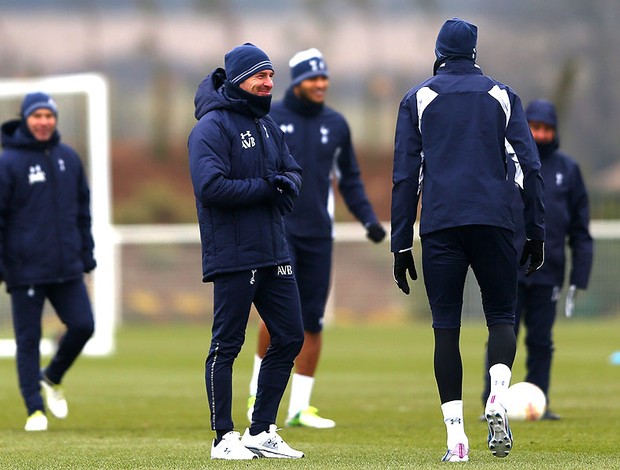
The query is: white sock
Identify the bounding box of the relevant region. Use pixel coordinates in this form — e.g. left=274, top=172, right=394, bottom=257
left=249, top=354, right=262, bottom=396
left=441, top=400, right=467, bottom=449
left=287, top=373, right=314, bottom=419
left=487, top=363, right=511, bottom=409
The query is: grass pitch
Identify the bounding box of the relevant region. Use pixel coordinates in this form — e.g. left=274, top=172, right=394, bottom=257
left=0, top=318, right=619, bottom=469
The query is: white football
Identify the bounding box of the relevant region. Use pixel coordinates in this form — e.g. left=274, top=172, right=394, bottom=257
left=504, top=381, right=546, bottom=421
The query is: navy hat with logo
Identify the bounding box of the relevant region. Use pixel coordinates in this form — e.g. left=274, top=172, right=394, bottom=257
left=21, top=92, right=58, bottom=119
left=224, top=43, right=274, bottom=85
left=289, top=48, right=329, bottom=86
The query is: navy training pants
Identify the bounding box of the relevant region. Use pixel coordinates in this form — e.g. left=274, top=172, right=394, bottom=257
left=10, top=279, right=95, bottom=415
left=207, top=266, right=304, bottom=432
left=515, top=283, right=557, bottom=398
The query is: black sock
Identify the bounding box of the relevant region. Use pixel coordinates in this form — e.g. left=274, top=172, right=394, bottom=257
left=249, top=422, right=269, bottom=436
left=215, top=429, right=232, bottom=445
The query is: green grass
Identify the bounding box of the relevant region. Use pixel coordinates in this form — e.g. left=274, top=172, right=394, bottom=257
left=1, top=319, right=619, bottom=468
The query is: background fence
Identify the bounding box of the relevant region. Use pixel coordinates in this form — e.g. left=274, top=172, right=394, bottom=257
left=1, top=220, right=619, bottom=355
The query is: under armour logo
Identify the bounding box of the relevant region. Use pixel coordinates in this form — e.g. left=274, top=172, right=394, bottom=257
left=276, top=265, right=293, bottom=276
left=240, top=130, right=255, bottom=149
left=28, top=165, right=46, bottom=184
left=320, top=125, right=329, bottom=144
left=555, top=172, right=564, bottom=186
left=445, top=417, right=462, bottom=425
left=250, top=269, right=257, bottom=285
left=280, top=123, right=294, bottom=134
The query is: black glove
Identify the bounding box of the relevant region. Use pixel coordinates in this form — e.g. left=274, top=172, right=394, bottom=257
left=274, top=174, right=299, bottom=198
left=519, top=239, right=544, bottom=276
left=393, top=250, right=417, bottom=295
left=365, top=222, right=386, bottom=243
left=83, top=257, right=97, bottom=273
left=274, top=192, right=294, bottom=215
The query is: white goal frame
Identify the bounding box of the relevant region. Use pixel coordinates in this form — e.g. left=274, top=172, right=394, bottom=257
left=0, top=73, right=115, bottom=356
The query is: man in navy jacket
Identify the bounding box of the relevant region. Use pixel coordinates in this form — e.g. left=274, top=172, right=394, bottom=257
left=0, top=92, right=96, bottom=432
left=391, top=18, right=545, bottom=461
left=188, top=43, right=304, bottom=460
left=482, top=99, right=593, bottom=420
left=246, top=48, right=385, bottom=429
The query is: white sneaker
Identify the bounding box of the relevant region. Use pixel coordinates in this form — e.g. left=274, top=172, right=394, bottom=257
left=25, top=411, right=48, bottom=431
left=285, top=406, right=335, bottom=428
left=485, top=396, right=513, bottom=458
left=441, top=443, right=469, bottom=462
left=210, top=431, right=258, bottom=460
left=40, top=378, right=68, bottom=419
left=241, top=425, right=304, bottom=459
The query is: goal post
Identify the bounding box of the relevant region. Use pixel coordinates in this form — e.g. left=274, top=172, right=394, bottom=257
left=0, top=73, right=115, bottom=356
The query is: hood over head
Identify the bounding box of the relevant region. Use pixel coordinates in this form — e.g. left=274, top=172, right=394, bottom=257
left=525, top=99, right=557, bottom=128
left=525, top=99, right=560, bottom=156
left=434, top=18, right=478, bottom=74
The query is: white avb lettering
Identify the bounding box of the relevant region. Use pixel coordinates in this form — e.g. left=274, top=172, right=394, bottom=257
left=277, top=265, right=293, bottom=276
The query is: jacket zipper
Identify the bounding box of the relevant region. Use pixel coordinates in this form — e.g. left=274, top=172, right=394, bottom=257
left=255, top=118, right=278, bottom=264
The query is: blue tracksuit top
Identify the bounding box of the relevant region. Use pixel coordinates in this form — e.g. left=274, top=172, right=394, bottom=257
left=513, top=141, right=593, bottom=288
left=270, top=87, right=379, bottom=239
left=0, top=120, right=96, bottom=290
left=188, top=68, right=302, bottom=282
left=391, top=58, right=545, bottom=252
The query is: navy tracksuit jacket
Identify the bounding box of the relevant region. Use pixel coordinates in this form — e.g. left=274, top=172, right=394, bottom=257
left=270, top=87, right=380, bottom=239
left=391, top=59, right=545, bottom=249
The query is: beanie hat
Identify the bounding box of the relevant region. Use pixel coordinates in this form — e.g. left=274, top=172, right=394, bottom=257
left=289, top=48, right=329, bottom=86
left=21, top=92, right=58, bottom=119
left=525, top=99, right=557, bottom=128
left=224, top=43, right=274, bottom=85
left=435, top=18, right=478, bottom=62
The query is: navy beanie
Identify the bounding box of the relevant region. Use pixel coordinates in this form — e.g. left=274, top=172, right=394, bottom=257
left=21, top=92, right=58, bottom=119
left=435, top=17, right=478, bottom=61
left=289, top=48, right=329, bottom=86
left=224, top=43, right=274, bottom=85
left=525, top=99, right=557, bottom=128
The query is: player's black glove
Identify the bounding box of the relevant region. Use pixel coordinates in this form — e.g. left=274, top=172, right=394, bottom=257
left=520, top=239, right=545, bottom=276
left=365, top=222, right=386, bottom=243
left=393, top=250, right=417, bottom=295
left=83, top=256, right=97, bottom=273
left=274, top=174, right=299, bottom=198
left=275, top=193, right=294, bottom=215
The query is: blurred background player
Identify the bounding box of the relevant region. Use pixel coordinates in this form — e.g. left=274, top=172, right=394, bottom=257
left=391, top=18, right=545, bottom=461
left=0, top=92, right=96, bottom=432
left=481, top=98, right=593, bottom=420
left=188, top=43, right=304, bottom=459
left=247, top=48, right=386, bottom=429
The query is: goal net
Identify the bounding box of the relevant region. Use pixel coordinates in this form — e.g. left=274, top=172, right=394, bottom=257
left=0, top=73, right=115, bottom=357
